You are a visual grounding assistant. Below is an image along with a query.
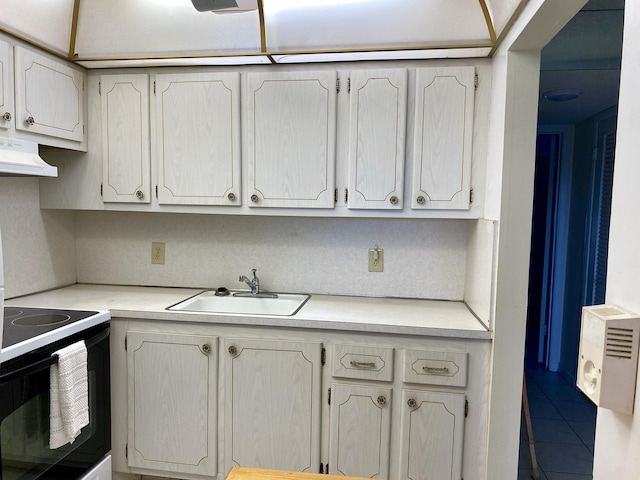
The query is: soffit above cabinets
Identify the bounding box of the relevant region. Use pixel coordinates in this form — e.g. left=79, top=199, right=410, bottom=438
left=0, top=0, right=528, bottom=67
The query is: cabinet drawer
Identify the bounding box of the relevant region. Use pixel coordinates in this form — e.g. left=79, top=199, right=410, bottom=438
left=332, top=344, right=394, bottom=381
left=402, top=349, right=468, bottom=387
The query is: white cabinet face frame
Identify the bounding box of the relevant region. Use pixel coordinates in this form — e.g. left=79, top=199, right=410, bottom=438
left=155, top=72, right=241, bottom=206
left=101, top=74, right=150, bottom=203
left=225, top=338, right=323, bottom=472
left=347, top=69, right=407, bottom=209
left=246, top=71, right=337, bottom=208
left=14, top=46, right=84, bottom=142
left=411, top=66, right=475, bottom=210
left=329, top=383, right=392, bottom=479
left=0, top=40, right=11, bottom=131
left=127, top=331, right=218, bottom=477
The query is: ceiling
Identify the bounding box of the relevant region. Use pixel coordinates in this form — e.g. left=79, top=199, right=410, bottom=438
left=537, top=0, right=624, bottom=125
left=0, top=0, right=527, bottom=67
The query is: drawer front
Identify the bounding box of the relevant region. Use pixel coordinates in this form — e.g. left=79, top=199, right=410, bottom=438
left=402, top=349, right=468, bottom=387
left=332, top=344, right=394, bottom=381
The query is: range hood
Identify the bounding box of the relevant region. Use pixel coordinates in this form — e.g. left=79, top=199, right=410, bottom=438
left=0, top=137, right=57, bottom=177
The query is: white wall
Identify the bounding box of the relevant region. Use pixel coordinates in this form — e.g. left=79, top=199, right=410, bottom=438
left=0, top=177, right=76, bottom=298
left=593, top=3, right=640, bottom=478
left=74, top=211, right=469, bottom=300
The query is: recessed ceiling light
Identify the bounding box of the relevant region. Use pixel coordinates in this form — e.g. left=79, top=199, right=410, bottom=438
left=543, top=89, right=583, bottom=102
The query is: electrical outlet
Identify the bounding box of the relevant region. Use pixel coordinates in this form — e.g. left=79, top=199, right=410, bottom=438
left=152, top=242, right=165, bottom=265
left=368, top=248, right=384, bottom=272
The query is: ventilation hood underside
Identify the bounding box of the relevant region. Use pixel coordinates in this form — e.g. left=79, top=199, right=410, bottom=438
left=0, top=0, right=527, bottom=68
left=0, top=137, right=57, bottom=177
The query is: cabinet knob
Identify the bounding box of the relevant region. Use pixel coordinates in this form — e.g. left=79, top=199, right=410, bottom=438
left=135, top=190, right=144, bottom=199
left=228, top=345, right=238, bottom=355
left=228, top=192, right=236, bottom=202
left=26, top=115, right=35, bottom=126
left=377, top=395, right=387, bottom=406
left=2, top=112, right=11, bottom=122
left=201, top=343, right=211, bottom=354
left=250, top=194, right=259, bottom=203
left=407, top=398, right=417, bottom=408
left=389, top=196, right=398, bottom=205
left=416, top=196, right=426, bottom=205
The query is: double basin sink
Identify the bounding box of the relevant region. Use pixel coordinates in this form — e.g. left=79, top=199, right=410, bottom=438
left=168, top=290, right=310, bottom=316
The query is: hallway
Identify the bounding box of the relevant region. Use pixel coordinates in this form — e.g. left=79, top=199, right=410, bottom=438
left=519, top=360, right=597, bottom=479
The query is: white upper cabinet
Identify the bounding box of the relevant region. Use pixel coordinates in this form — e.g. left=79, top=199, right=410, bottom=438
left=411, top=66, right=475, bottom=210
left=155, top=72, right=241, bottom=206
left=14, top=46, right=84, bottom=142
left=347, top=69, right=407, bottom=209
left=101, top=74, right=150, bottom=203
left=246, top=71, right=337, bottom=208
left=0, top=40, right=11, bottom=131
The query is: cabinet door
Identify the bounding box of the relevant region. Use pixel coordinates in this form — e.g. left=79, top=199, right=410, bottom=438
left=0, top=40, right=11, bottom=131
left=225, top=338, right=322, bottom=472
left=155, top=72, right=241, bottom=205
left=411, top=66, right=475, bottom=210
left=14, top=46, right=84, bottom=142
left=246, top=71, right=337, bottom=208
left=127, top=331, right=218, bottom=477
left=347, top=69, right=407, bottom=209
left=101, top=74, right=150, bottom=203
left=329, top=384, right=391, bottom=478
left=398, top=389, right=465, bottom=480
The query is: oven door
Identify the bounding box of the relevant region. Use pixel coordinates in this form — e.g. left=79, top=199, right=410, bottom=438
left=0, top=324, right=111, bottom=480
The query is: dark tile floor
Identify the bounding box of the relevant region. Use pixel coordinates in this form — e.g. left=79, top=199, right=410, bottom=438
left=519, top=360, right=597, bottom=479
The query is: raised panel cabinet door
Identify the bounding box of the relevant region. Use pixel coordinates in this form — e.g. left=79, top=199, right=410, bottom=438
left=347, top=69, right=407, bottom=209
left=398, top=389, right=465, bottom=480
left=14, top=46, right=84, bottom=142
left=155, top=72, right=241, bottom=205
left=246, top=71, right=337, bottom=208
left=411, top=66, right=475, bottom=210
left=127, top=331, right=218, bottom=477
left=328, top=384, right=392, bottom=478
left=101, top=74, right=150, bottom=203
left=0, top=40, right=11, bottom=131
left=225, top=338, right=322, bottom=472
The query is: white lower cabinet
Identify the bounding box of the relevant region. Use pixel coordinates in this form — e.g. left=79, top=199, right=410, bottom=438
left=224, top=338, right=323, bottom=472
left=328, top=383, right=392, bottom=478
left=115, top=322, right=487, bottom=480
left=126, top=331, right=218, bottom=477
left=398, top=389, right=466, bottom=480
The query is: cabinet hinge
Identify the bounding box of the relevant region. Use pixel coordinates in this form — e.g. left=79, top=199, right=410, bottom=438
left=327, top=387, right=331, bottom=405
left=336, top=78, right=340, bottom=93
left=153, top=80, right=156, bottom=96
left=98, top=81, right=101, bottom=95
left=334, top=188, right=338, bottom=204
left=125, top=336, right=127, bottom=351
left=347, top=77, right=351, bottom=94
left=325, top=464, right=329, bottom=474
left=126, top=443, right=128, bottom=458
left=344, top=188, right=348, bottom=204
left=100, top=184, right=103, bottom=197
left=319, top=463, right=323, bottom=474
left=156, top=185, right=158, bottom=198
left=465, top=399, right=469, bottom=418
left=474, top=73, right=478, bottom=90
left=321, top=347, right=326, bottom=365
left=469, top=188, right=474, bottom=204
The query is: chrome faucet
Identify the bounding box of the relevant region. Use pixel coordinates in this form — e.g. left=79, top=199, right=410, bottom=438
left=239, top=269, right=260, bottom=294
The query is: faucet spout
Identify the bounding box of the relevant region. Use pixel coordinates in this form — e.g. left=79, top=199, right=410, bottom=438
left=239, top=268, right=260, bottom=294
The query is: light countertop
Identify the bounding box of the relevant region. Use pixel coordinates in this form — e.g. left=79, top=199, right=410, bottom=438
left=7, top=284, right=491, bottom=339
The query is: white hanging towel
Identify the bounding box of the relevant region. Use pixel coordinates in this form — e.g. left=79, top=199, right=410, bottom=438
left=49, top=340, right=90, bottom=449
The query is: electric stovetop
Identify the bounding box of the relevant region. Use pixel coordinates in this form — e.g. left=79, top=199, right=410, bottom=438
left=1, top=306, right=110, bottom=363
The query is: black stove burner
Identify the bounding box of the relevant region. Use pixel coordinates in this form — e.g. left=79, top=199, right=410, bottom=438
left=12, top=313, right=72, bottom=326
left=2, top=307, right=100, bottom=349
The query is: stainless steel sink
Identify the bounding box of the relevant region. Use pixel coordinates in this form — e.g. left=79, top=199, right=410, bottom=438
left=167, top=290, right=311, bottom=316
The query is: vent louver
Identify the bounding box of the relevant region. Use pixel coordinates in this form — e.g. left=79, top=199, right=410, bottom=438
left=605, top=327, right=634, bottom=359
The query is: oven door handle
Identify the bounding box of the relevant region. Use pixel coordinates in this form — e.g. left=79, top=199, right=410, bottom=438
left=0, top=325, right=110, bottom=384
